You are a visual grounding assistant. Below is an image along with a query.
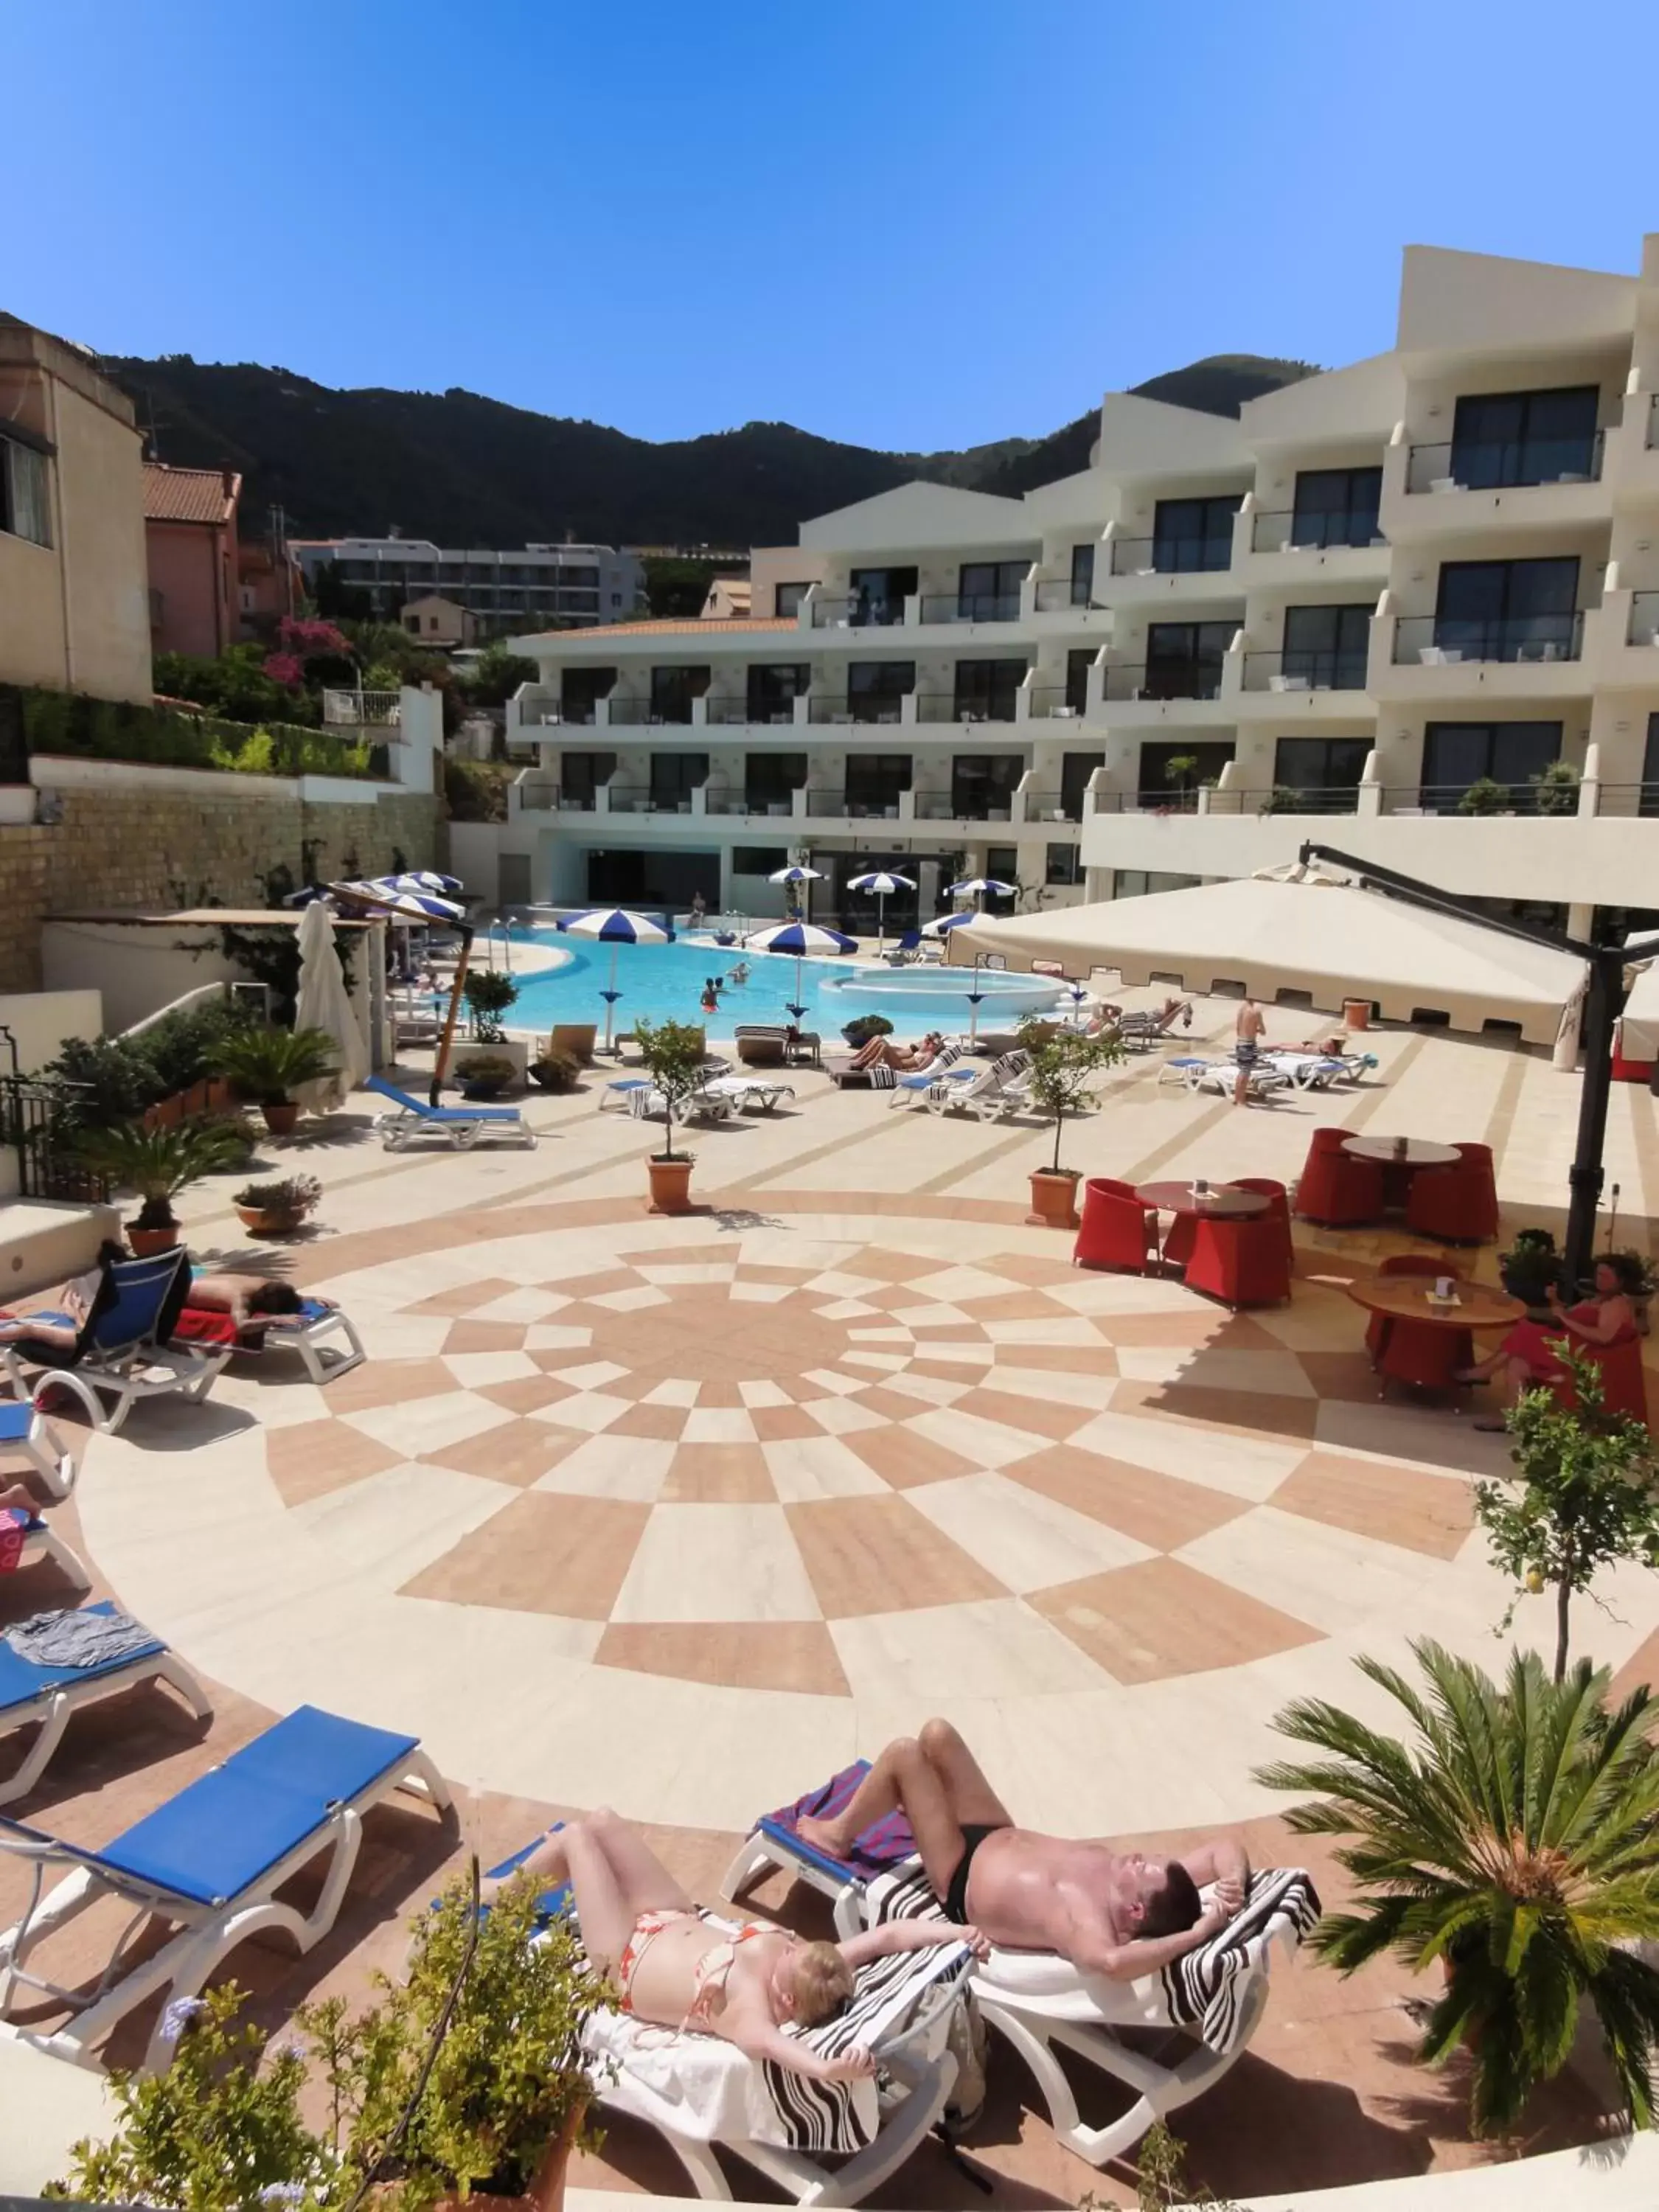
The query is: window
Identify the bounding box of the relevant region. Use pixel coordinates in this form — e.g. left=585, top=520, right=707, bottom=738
left=1060, top=751, right=1105, bottom=820
left=1069, top=543, right=1095, bottom=606
left=560, top=751, right=616, bottom=805
left=733, top=846, right=790, bottom=875
left=611, top=592, right=622, bottom=607
left=1136, top=740, right=1235, bottom=807
left=1065, top=648, right=1094, bottom=716
left=1290, top=467, right=1382, bottom=549
left=1145, top=620, right=1233, bottom=700
left=1434, top=558, right=1579, bottom=661
left=649, top=665, right=711, bottom=723
left=1281, top=604, right=1371, bottom=689
left=1152, top=494, right=1240, bottom=574
left=984, top=847, right=1020, bottom=903
left=560, top=668, right=616, bottom=723
left=773, top=580, right=812, bottom=619
left=950, top=755, right=1023, bottom=819
left=845, top=754, right=911, bottom=816
left=847, top=661, right=914, bottom=723
left=849, top=566, right=917, bottom=627
left=744, top=753, right=807, bottom=811
left=1421, top=721, right=1562, bottom=808
left=1451, top=386, right=1599, bottom=489
left=1046, top=842, right=1082, bottom=886
left=746, top=663, right=810, bottom=721
left=1273, top=737, right=1371, bottom=805
left=650, top=751, right=709, bottom=810
left=957, top=560, right=1026, bottom=620
left=953, top=658, right=1026, bottom=722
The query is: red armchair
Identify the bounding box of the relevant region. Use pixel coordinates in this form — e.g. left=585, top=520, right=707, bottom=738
left=1183, top=1213, right=1292, bottom=1309
left=1405, top=1149, right=1498, bottom=1245
left=1365, top=1254, right=1455, bottom=1361
left=1074, top=1178, right=1158, bottom=1274
left=1232, top=1178, right=1294, bottom=1276
left=1294, top=1127, right=1384, bottom=1228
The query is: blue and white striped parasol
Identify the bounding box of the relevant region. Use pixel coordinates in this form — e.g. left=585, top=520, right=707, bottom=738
left=333, top=880, right=466, bottom=921
left=742, top=919, right=857, bottom=1020
left=768, top=862, right=823, bottom=923
left=946, top=875, right=1017, bottom=911
left=557, top=907, right=674, bottom=1051
left=376, top=870, right=465, bottom=900
left=847, top=869, right=916, bottom=955
left=924, top=911, right=1001, bottom=1038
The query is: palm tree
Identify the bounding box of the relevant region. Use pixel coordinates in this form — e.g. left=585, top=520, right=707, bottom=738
left=1257, top=1639, right=1659, bottom=2137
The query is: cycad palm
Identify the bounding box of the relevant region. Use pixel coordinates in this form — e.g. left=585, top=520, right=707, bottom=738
left=1257, top=1638, right=1659, bottom=2136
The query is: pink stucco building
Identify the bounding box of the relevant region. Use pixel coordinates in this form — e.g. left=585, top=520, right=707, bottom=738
left=143, top=462, right=240, bottom=658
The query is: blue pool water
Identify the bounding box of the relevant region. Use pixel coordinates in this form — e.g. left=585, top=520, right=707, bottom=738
left=501, top=931, right=1067, bottom=1037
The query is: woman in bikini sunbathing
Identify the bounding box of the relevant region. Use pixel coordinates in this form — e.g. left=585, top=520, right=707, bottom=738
left=481, top=1808, right=986, bottom=2084
left=846, top=1030, right=946, bottom=1074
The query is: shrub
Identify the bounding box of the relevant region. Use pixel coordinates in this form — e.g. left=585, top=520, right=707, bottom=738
left=73, top=1118, right=251, bottom=1231
left=634, top=1018, right=707, bottom=1162
left=1531, top=759, right=1581, bottom=817
left=234, top=1175, right=323, bottom=1214
left=454, top=1051, right=518, bottom=1096
left=214, top=1024, right=340, bottom=1105
left=1018, top=1018, right=1125, bottom=1175
left=462, top=967, right=519, bottom=1043
left=1458, top=775, right=1511, bottom=815
left=840, top=1014, right=894, bottom=1047
left=529, top=1048, right=582, bottom=1093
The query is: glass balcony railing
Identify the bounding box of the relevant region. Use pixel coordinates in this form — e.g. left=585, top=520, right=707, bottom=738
left=811, top=594, right=906, bottom=628
left=912, top=690, right=1022, bottom=724
left=1391, top=612, right=1584, bottom=666
left=1023, top=684, right=1091, bottom=720
left=911, top=793, right=1015, bottom=821
left=917, top=591, right=1022, bottom=623
left=1250, top=508, right=1383, bottom=553
left=1033, top=576, right=1101, bottom=612
left=1405, top=433, right=1604, bottom=493
left=1627, top=591, right=1659, bottom=647
left=1242, top=649, right=1369, bottom=692
left=802, top=788, right=907, bottom=818
left=1110, top=535, right=1234, bottom=577
left=1103, top=661, right=1225, bottom=702
left=807, top=695, right=909, bottom=725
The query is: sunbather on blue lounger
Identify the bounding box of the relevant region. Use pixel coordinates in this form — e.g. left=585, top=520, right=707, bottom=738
left=479, top=1808, right=984, bottom=2087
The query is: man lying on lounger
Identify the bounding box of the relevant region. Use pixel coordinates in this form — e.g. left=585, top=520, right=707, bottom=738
left=797, top=1718, right=1249, bottom=1978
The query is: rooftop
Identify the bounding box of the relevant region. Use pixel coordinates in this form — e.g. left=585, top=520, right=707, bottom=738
left=142, top=460, right=240, bottom=525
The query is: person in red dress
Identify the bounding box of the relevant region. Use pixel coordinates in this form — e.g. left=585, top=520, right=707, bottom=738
left=1458, top=1256, right=1640, bottom=1430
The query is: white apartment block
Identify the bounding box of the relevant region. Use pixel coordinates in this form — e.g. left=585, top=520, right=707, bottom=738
left=290, top=535, right=644, bottom=633
left=479, top=235, right=1659, bottom=935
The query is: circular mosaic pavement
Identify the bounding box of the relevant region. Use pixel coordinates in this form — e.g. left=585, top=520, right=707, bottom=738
left=71, top=1200, right=1659, bottom=1837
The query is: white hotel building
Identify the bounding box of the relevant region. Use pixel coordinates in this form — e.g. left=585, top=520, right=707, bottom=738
left=475, top=235, right=1659, bottom=938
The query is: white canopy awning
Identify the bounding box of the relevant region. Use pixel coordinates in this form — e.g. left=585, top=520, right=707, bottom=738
left=958, top=872, right=1587, bottom=1046
left=1619, top=961, right=1659, bottom=1060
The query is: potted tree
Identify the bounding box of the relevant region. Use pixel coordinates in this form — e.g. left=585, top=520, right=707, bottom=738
left=840, top=1013, right=894, bottom=1049
left=453, top=1051, right=520, bottom=1100
left=1457, top=774, right=1512, bottom=816
left=1498, top=1225, right=1562, bottom=1306
left=1473, top=1349, right=1659, bottom=1681
left=1259, top=1638, right=1659, bottom=2138
left=1018, top=1019, right=1124, bottom=1228
left=634, top=1017, right=707, bottom=1214
left=1530, top=758, right=1581, bottom=817
left=234, top=1174, right=324, bottom=1239
left=73, top=1117, right=250, bottom=1255
left=213, top=1023, right=341, bottom=1137
left=462, top=970, right=527, bottom=1085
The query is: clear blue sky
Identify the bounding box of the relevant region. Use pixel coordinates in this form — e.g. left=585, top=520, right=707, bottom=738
left=10, top=0, right=1658, bottom=453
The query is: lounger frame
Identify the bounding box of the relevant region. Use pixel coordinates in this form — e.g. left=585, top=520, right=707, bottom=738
left=3, top=1342, right=230, bottom=1439
left=252, top=1304, right=366, bottom=1384
left=15, top=1517, right=91, bottom=1594
left=0, top=1405, right=77, bottom=1500
left=368, top=1075, right=535, bottom=1152
left=0, top=1638, right=210, bottom=1809
left=0, top=1742, right=450, bottom=2072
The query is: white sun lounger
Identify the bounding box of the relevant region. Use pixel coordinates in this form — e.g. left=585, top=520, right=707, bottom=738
left=8, top=1508, right=90, bottom=1596
left=925, top=1049, right=1031, bottom=1120
left=0, top=1702, right=450, bottom=2074
left=0, top=1601, right=210, bottom=1809
left=0, top=1405, right=76, bottom=1503
left=366, top=1074, right=535, bottom=1150
left=699, top=1077, right=796, bottom=1114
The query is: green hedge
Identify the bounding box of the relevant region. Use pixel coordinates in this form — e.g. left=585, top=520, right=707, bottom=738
left=5, top=685, right=384, bottom=781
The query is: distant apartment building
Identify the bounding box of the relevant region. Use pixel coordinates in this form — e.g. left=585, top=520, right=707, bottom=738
left=0, top=313, right=150, bottom=703
left=143, top=462, right=240, bottom=658
left=481, top=232, right=1659, bottom=936
left=288, top=535, right=644, bottom=632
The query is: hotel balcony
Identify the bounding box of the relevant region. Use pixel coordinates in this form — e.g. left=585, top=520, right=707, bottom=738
left=1096, top=653, right=1239, bottom=726
left=1078, top=753, right=1659, bottom=911
left=509, top=768, right=1080, bottom=842
left=1241, top=502, right=1389, bottom=588
left=1582, top=586, right=1659, bottom=688
left=1369, top=611, right=1590, bottom=702
left=1102, top=532, right=1241, bottom=605
left=804, top=586, right=1026, bottom=638
left=1027, top=574, right=1113, bottom=633
left=1235, top=648, right=1371, bottom=720
left=1380, top=428, right=1610, bottom=539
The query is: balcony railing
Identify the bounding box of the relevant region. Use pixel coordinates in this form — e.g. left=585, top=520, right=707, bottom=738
left=1207, top=784, right=1363, bottom=815
left=803, top=788, right=906, bottom=818
left=807, top=695, right=908, bottom=725
left=1023, top=790, right=1085, bottom=821
left=702, top=790, right=794, bottom=815
left=321, top=687, right=401, bottom=726
left=1404, top=433, right=1604, bottom=494
left=811, top=594, right=905, bottom=628
left=1588, top=782, right=1659, bottom=818
left=1627, top=592, right=1659, bottom=647
left=1390, top=613, right=1584, bottom=666
left=702, top=698, right=802, bottom=726
left=1103, top=661, right=1225, bottom=703
left=1032, top=577, right=1102, bottom=613
left=517, top=778, right=560, bottom=811
left=514, top=695, right=596, bottom=728
left=913, top=793, right=1015, bottom=821
left=912, top=690, right=1022, bottom=725
left=1388, top=782, right=1565, bottom=816
left=917, top=591, right=1022, bottom=623
left=1242, top=649, right=1369, bottom=693
left=1110, top=535, right=1234, bottom=577
left=1023, top=684, right=1091, bottom=720
left=1250, top=509, right=1383, bottom=553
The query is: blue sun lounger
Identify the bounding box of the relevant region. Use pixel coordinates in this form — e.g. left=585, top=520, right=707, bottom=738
left=0, top=1601, right=211, bottom=1809
left=366, top=1074, right=536, bottom=1151
left=1, top=1249, right=230, bottom=1437
left=0, top=1402, right=76, bottom=1502
left=0, top=1702, right=451, bottom=2072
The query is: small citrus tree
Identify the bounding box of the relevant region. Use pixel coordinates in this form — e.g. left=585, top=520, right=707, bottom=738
left=1473, top=1349, right=1659, bottom=1680
left=1018, top=1019, right=1124, bottom=1176
left=634, top=1018, right=707, bottom=1164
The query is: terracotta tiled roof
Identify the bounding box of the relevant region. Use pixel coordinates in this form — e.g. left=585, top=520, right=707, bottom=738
left=516, top=616, right=798, bottom=641
left=143, top=462, right=240, bottom=525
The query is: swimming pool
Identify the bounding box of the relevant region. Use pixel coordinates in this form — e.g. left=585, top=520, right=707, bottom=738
left=501, top=931, right=1068, bottom=1037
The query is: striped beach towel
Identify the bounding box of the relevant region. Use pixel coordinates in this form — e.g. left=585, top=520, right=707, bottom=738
left=867, top=1857, right=1319, bottom=2056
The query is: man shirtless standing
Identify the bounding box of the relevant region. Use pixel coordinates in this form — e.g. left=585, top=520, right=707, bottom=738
left=796, top=1718, right=1249, bottom=1980
left=1233, top=997, right=1266, bottom=1107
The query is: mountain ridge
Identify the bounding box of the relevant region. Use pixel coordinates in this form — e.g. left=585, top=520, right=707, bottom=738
left=104, top=352, right=1318, bottom=552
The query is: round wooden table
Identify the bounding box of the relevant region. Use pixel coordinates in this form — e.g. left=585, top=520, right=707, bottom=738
left=1135, top=1180, right=1271, bottom=1219
left=1341, top=1136, right=1462, bottom=1168
left=1346, top=1276, right=1523, bottom=1330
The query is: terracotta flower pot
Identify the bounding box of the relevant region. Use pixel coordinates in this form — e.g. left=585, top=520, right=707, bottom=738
left=261, top=1100, right=301, bottom=1138
left=128, top=1221, right=180, bottom=1257
left=647, top=1155, right=695, bottom=1214
left=1028, top=1168, right=1082, bottom=1230
left=235, top=1203, right=305, bottom=1239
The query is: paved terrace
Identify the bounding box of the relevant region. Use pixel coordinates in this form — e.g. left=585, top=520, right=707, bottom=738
left=4, top=990, right=1658, bottom=2205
